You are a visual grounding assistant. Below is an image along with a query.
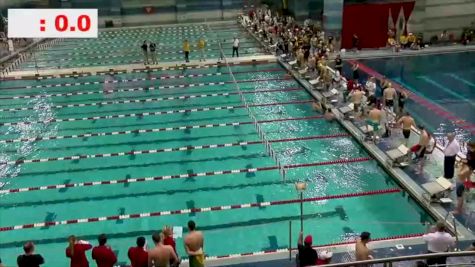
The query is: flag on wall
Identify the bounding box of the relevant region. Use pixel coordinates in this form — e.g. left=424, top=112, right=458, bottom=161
left=144, top=6, right=154, bottom=14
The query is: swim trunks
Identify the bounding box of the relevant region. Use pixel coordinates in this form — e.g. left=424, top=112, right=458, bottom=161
left=366, top=119, right=380, bottom=131
left=410, top=145, right=426, bottom=158
left=385, top=99, right=394, bottom=107
left=402, top=129, right=411, bottom=139
left=411, top=144, right=421, bottom=153
left=189, top=254, right=205, bottom=267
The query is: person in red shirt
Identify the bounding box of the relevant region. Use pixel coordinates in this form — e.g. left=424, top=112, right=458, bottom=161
left=91, top=234, right=117, bottom=267
left=163, top=226, right=181, bottom=266
left=66, top=235, right=92, bottom=267
left=128, top=236, right=148, bottom=267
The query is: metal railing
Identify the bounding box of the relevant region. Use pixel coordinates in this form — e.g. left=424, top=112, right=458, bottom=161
left=313, top=250, right=475, bottom=267
left=204, top=20, right=287, bottom=182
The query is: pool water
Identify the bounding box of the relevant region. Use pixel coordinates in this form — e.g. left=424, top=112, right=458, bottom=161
left=19, top=22, right=264, bottom=70
left=0, top=60, right=434, bottom=266
left=359, top=51, right=475, bottom=143
left=1, top=21, right=434, bottom=266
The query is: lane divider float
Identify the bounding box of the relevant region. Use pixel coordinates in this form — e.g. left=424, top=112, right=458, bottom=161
left=1, top=133, right=350, bottom=165
left=0, top=99, right=311, bottom=127
left=0, top=115, right=323, bottom=144
left=0, top=77, right=292, bottom=101
left=0, top=157, right=373, bottom=194
left=0, top=87, right=299, bottom=112
left=0, top=187, right=396, bottom=231
left=0, top=68, right=283, bottom=91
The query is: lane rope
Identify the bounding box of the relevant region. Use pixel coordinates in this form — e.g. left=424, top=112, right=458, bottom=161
left=0, top=77, right=292, bottom=101
left=0, top=115, right=324, bottom=144
left=0, top=133, right=350, bottom=165
left=0, top=157, right=373, bottom=194
left=207, top=22, right=287, bottom=182
left=0, top=100, right=312, bottom=127
left=0, top=87, right=300, bottom=112
left=0, top=187, right=396, bottom=232
left=0, top=68, right=283, bottom=91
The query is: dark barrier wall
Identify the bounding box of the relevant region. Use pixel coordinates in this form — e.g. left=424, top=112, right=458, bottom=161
left=341, top=1, right=415, bottom=49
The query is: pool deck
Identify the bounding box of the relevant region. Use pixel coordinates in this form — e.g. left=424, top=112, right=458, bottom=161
left=2, top=54, right=276, bottom=80
left=339, top=43, right=475, bottom=60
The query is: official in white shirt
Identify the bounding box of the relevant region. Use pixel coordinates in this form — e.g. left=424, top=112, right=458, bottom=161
left=232, top=37, right=240, bottom=57
left=444, top=133, right=460, bottom=179
left=423, top=221, right=455, bottom=266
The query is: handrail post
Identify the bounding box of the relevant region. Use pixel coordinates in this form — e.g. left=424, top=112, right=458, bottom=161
left=453, top=216, right=459, bottom=250
left=289, top=220, right=292, bottom=261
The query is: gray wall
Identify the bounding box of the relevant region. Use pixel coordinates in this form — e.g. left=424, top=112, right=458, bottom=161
left=408, top=0, right=475, bottom=40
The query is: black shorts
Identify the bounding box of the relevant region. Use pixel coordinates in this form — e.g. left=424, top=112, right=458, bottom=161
left=417, top=147, right=426, bottom=158
left=456, top=183, right=465, bottom=198
left=402, top=129, right=411, bottom=139
left=386, top=99, right=394, bottom=107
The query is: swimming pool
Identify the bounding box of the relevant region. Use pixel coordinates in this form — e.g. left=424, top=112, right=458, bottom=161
left=1, top=22, right=434, bottom=265
left=358, top=51, right=475, bottom=143
left=18, top=22, right=264, bottom=70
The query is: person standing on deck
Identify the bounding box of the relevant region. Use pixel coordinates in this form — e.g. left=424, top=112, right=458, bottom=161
left=232, top=37, right=240, bottom=57
left=184, top=220, right=204, bottom=267
left=66, top=235, right=92, bottom=267
left=296, top=232, right=318, bottom=267
left=141, top=41, right=149, bottom=65
left=355, top=232, right=373, bottom=264
left=197, top=37, right=206, bottom=62
left=128, top=237, right=148, bottom=267
left=334, top=54, right=343, bottom=75
left=367, top=105, right=382, bottom=142
left=183, top=39, right=191, bottom=63
left=91, top=234, right=117, bottom=267
left=149, top=42, right=157, bottom=64
left=423, top=221, right=455, bottom=266
left=17, top=242, right=45, bottom=267
left=397, top=112, right=416, bottom=146
left=383, top=83, right=397, bottom=112
left=443, top=133, right=460, bottom=179
left=148, top=232, right=178, bottom=267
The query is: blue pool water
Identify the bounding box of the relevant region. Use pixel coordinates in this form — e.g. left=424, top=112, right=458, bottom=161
left=360, top=51, right=475, bottom=143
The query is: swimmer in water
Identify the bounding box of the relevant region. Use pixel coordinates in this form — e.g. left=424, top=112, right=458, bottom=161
left=324, top=108, right=335, bottom=122
left=312, top=100, right=323, bottom=113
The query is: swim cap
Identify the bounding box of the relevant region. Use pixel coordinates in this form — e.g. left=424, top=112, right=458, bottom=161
left=304, top=235, right=313, bottom=244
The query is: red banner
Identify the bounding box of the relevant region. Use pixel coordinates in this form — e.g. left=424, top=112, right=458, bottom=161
left=341, top=1, right=415, bottom=49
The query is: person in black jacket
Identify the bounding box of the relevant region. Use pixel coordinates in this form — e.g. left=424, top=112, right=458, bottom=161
left=141, top=40, right=149, bottom=65
left=17, top=242, right=45, bottom=267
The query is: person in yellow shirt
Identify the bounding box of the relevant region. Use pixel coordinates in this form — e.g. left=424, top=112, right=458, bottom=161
left=183, top=39, right=190, bottom=62
left=407, top=33, right=416, bottom=47
left=399, top=34, right=408, bottom=48
left=387, top=37, right=396, bottom=47
left=197, top=37, right=206, bottom=62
